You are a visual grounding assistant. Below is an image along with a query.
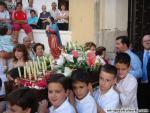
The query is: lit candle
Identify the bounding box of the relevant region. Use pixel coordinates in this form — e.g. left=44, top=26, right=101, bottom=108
left=33, top=56, right=35, bottom=62
left=30, top=61, right=34, bottom=75
left=49, top=55, right=52, bottom=70
left=43, top=56, right=47, bottom=70
left=37, top=56, right=41, bottom=69
left=24, top=66, right=26, bottom=79
left=42, top=62, right=45, bottom=75
left=28, top=66, right=31, bottom=80
left=27, top=64, right=31, bottom=77
left=33, top=64, right=37, bottom=80
left=35, top=61, right=39, bottom=74
left=18, top=67, right=21, bottom=78
left=29, top=73, right=31, bottom=80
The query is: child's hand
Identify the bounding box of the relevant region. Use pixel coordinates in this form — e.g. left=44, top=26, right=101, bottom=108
left=67, top=90, right=75, bottom=106
left=46, top=25, right=49, bottom=32
left=38, top=99, right=48, bottom=113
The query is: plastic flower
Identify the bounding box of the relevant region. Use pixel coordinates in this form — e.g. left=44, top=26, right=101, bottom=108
left=72, top=50, right=79, bottom=58
left=86, top=51, right=96, bottom=67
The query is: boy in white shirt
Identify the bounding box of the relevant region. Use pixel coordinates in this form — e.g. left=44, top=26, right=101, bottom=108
left=93, top=64, right=120, bottom=113
left=114, top=53, right=138, bottom=110
left=48, top=74, right=76, bottom=113
left=71, top=69, right=97, bottom=113
left=0, top=1, right=12, bottom=34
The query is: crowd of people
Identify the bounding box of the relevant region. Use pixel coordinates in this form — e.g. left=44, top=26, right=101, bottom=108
left=0, top=0, right=150, bottom=113
left=0, top=0, right=69, bottom=33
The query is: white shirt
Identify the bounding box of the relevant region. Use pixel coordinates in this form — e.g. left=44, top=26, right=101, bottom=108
left=75, top=92, right=97, bottom=113
left=57, top=10, right=69, bottom=23
left=93, top=87, right=120, bottom=113
left=49, top=99, right=76, bottom=113
left=0, top=58, right=8, bottom=96
left=116, top=73, right=138, bottom=109
left=0, top=10, right=10, bottom=19
left=96, top=55, right=106, bottom=65
left=50, top=9, right=60, bottom=20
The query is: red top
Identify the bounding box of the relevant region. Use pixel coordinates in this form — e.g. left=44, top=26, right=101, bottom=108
left=12, top=10, right=27, bottom=20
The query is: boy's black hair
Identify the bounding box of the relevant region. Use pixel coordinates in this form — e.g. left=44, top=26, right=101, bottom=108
left=7, top=87, right=37, bottom=113
left=71, top=69, right=91, bottom=85
left=48, top=74, right=69, bottom=91
left=50, top=17, right=55, bottom=23
left=115, top=52, right=131, bottom=67
left=0, top=1, right=7, bottom=9
left=100, top=64, right=117, bottom=78
left=30, top=9, right=36, bottom=14
left=16, top=2, right=22, bottom=7
left=116, top=36, right=130, bottom=48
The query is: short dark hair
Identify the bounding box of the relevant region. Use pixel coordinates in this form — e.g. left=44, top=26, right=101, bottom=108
left=48, top=74, right=69, bottom=91
left=100, top=64, right=117, bottom=78
left=30, top=9, right=36, bottom=14
left=7, top=87, right=37, bottom=113
left=71, top=69, right=91, bottom=85
left=16, top=2, right=22, bottom=7
left=115, top=52, right=131, bottom=67
left=50, top=17, right=55, bottom=23
left=33, top=43, right=45, bottom=52
left=0, top=1, right=7, bottom=9
left=96, top=46, right=106, bottom=56
left=116, top=36, right=130, bottom=48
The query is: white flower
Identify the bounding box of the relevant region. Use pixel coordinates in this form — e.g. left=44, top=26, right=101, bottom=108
left=63, top=53, right=74, bottom=62
left=63, top=67, right=72, bottom=77
left=56, top=55, right=65, bottom=66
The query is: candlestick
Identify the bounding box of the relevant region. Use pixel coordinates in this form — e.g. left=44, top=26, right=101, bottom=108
left=24, top=66, right=26, bottom=79
left=37, top=56, right=41, bottom=69
left=49, top=55, right=52, bottom=70
left=43, top=56, right=47, bottom=70
left=27, top=63, right=31, bottom=76
left=35, top=61, right=39, bottom=74
left=30, top=61, right=34, bottom=75
left=33, top=64, right=37, bottom=80
left=42, top=62, right=45, bottom=75
left=29, top=74, right=31, bottom=80
left=18, top=67, right=21, bottom=78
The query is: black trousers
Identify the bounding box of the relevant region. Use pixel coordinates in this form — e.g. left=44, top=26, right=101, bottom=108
left=57, top=23, right=68, bottom=31
left=137, top=83, right=150, bottom=109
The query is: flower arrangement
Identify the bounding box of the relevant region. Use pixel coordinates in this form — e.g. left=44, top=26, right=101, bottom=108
left=55, top=42, right=103, bottom=77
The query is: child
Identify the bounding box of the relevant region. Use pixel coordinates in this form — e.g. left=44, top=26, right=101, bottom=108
left=71, top=69, right=97, bottom=113
left=96, top=46, right=109, bottom=64
left=48, top=74, right=76, bottom=113
left=0, top=26, right=14, bottom=54
left=0, top=26, right=14, bottom=96
left=93, top=64, right=120, bottom=113
left=84, top=41, right=96, bottom=52
left=5, top=87, right=38, bottom=113
left=114, top=53, right=138, bottom=109
left=0, top=1, right=12, bottom=34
